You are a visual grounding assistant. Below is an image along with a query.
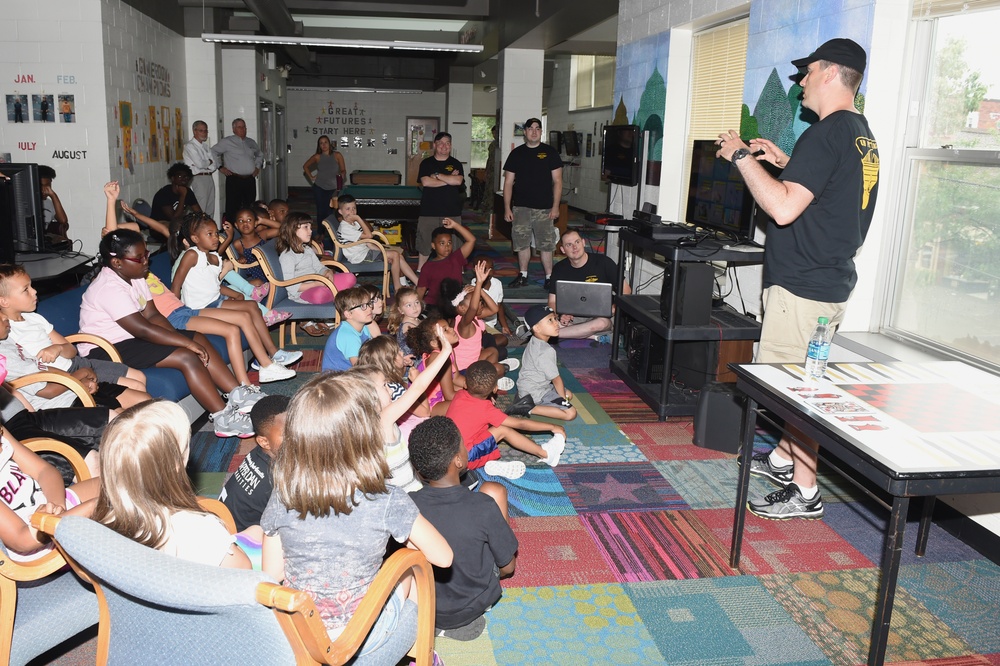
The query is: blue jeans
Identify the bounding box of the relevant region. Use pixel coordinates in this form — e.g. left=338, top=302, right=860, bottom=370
left=348, top=588, right=417, bottom=665
left=313, top=183, right=337, bottom=225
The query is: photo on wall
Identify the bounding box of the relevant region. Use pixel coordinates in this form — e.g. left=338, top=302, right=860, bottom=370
left=32, top=94, right=54, bottom=122
left=175, top=108, right=183, bottom=157
left=119, top=100, right=132, bottom=128
left=6, top=95, right=28, bottom=123
left=148, top=105, right=160, bottom=163
left=58, top=94, right=75, bottom=123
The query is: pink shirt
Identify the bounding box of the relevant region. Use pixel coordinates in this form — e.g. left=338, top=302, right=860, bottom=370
left=78, top=267, right=152, bottom=354
left=453, top=313, right=484, bottom=372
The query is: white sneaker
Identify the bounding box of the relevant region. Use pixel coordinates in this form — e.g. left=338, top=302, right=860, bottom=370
left=499, top=358, right=520, bottom=372
left=497, top=377, right=515, bottom=392
left=483, top=460, right=526, bottom=479
left=211, top=405, right=255, bottom=438
left=228, top=384, right=266, bottom=414
left=542, top=434, right=566, bottom=467
left=258, top=362, right=296, bottom=383
left=271, top=349, right=303, bottom=366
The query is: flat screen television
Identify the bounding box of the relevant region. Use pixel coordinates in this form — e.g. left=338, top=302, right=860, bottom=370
left=601, top=125, right=641, bottom=187
left=562, top=130, right=581, bottom=157
left=0, top=163, right=45, bottom=260
left=684, top=140, right=759, bottom=241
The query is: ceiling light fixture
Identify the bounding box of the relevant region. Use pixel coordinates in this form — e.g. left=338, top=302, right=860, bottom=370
left=201, top=33, right=483, bottom=53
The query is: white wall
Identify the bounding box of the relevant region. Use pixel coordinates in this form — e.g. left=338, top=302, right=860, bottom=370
left=285, top=89, right=446, bottom=187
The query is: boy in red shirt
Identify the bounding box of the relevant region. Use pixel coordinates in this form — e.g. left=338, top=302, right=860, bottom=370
left=445, top=360, right=565, bottom=479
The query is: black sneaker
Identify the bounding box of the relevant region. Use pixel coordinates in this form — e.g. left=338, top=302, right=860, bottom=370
left=509, top=274, right=531, bottom=288
left=543, top=277, right=552, bottom=291
left=743, top=451, right=793, bottom=487
left=748, top=484, right=824, bottom=520
left=549, top=397, right=572, bottom=409
left=505, top=393, right=535, bottom=416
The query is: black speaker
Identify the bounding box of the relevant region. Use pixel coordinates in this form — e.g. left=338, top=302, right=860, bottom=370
left=625, top=319, right=664, bottom=384
left=673, top=340, right=718, bottom=390
left=693, top=382, right=746, bottom=454
left=660, top=262, right=714, bottom=325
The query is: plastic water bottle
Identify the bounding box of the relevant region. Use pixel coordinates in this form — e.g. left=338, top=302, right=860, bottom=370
left=804, top=316, right=831, bottom=380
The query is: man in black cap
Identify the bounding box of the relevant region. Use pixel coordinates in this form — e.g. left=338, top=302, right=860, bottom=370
left=715, top=37, right=880, bottom=520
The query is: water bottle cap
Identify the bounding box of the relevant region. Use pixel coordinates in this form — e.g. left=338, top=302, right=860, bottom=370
left=817, top=317, right=829, bottom=325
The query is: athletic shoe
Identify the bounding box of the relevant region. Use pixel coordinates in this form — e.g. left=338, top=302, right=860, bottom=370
left=496, top=377, right=515, bottom=392
left=436, top=615, right=486, bottom=642
left=262, top=309, right=292, bottom=326
left=542, top=433, right=566, bottom=467
left=212, top=406, right=255, bottom=438
left=271, top=349, right=303, bottom=366
left=499, top=357, right=520, bottom=372
left=549, top=396, right=573, bottom=409
left=258, top=362, right=296, bottom=383
left=505, top=393, right=535, bottom=416
left=543, top=277, right=552, bottom=291
left=228, top=384, right=266, bottom=414
left=748, top=484, right=824, bottom=520
left=508, top=274, right=531, bottom=288
left=744, top=451, right=794, bottom=487
left=514, top=324, right=530, bottom=340
left=592, top=333, right=611, bottom=345
left=483, top=459, right=526, bottom=479
left=400, top=276, right=412, bottom=286
left=250, top=283, right=270, bottom=302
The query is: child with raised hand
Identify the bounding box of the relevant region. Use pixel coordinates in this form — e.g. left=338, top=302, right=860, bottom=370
left=388, top=286, right=422, bottom=366
left=408, top=416, right=517, bottom=641
left=170, top=213, right=299, bottom=384
left=93, top=400, right=252, bottom=568
left=333, top=194, right=419, bottom=292
left=350, top=323, right=453, bottom=492
left=446, top=360, right=567, bottom=480
left=220, top=395, right=289, bottom=532
left=260, top=372, right=453, bottom=659
left=417, top=218, right=476, bottom=307
left=451, top=260, right=516, bottom=389
left=507, top=305, right=578, bottom=421
left=276, top=212, right=358, bottom=336
left=0, top=264, right=151, bottom=412
left=79, top=229, right=256, bottom=438
left=406, top=316, right=463, bottom=417
left=0, top=423, right=100, bottom=562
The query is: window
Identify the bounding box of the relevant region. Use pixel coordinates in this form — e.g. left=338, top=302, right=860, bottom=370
left=886, top=7, right=1000, bottom=367
left=688, top=20, right=748, bottom=140
left=470, top=115, right=496, bottom=169
left=571, top=55, right=615, bottom=110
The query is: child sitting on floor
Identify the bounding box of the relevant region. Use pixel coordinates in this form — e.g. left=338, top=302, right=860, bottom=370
left=406, top=316, right=463, bottom=416
left=507, top=305, right=579, bottom=422
left=388, top=286, right=422, bottom=366
left=446, top=360, right=566, bottom=480
left=321, top=287, right=375, bottom=372
left=408, top=416, right=517, bottom=641
left=417, top=219, right=476, bottom=307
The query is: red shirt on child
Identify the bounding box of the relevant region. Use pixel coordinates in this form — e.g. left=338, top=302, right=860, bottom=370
left=446, top=390, right=507, bottom=469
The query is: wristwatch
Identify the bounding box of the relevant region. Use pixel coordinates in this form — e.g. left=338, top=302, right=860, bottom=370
left=731, top=148, right=751, bottom=164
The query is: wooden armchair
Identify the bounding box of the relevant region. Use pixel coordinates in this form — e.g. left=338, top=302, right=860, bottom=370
left=6, top=333, right=123, bottom=409
left=251, top=240, right=350, bottom=347
left=32, top=514, right=438, bottom=666
left=320, top=219, right=390, bottom=298
left=1, top=440, right=96, bottom=666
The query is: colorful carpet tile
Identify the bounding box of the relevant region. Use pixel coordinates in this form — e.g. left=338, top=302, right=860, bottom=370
left=555, top=461, right=689, bottom=514
left=476, top=463, right=577, bottom=518
left=504, top=516, right=618, bottom=587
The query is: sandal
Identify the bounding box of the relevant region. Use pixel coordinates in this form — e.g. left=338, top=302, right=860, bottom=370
left=301, top=321, right=326, bottom=337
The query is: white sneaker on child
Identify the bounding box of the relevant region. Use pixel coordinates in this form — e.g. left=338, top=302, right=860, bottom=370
left=228, top=384, right=266, bottom=414
left=271, top=349, right=303, bottom=366
left=496, top=377, right=515, bottom=392
left=499, top=358, right=520, bottom=372
left=483, top=460, right=526, bottom=480
left=542, top=434, right=566, bottom=467
left=258, top=362, right=296, bottom=383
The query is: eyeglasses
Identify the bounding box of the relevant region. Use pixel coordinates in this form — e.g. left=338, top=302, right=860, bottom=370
left=349, top=300, right=375, bottom=312
left=119, top=250, right=150, bottom=264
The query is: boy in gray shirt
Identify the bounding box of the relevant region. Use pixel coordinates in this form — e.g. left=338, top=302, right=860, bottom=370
left=507, top=304, right=577, bottom=421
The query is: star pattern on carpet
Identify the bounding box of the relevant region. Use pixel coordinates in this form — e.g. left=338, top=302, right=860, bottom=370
left=577, top=473, right=647, bottom=503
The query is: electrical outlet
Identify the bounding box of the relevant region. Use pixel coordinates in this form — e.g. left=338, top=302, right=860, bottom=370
left=573, top=187, right=578, bottom=194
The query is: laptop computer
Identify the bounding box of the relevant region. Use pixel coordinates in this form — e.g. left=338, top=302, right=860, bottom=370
left=555, top=280, right=613, bottom=318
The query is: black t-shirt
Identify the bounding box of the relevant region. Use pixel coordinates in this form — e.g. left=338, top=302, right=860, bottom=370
left=547, top=252, right=621, bottom=294
left=503, top=143, right=563, bottom=209
left=763, top=110, right=879, bottom=303
left=409, top=484, right=518, bottom=629
left=151, top=184, right=200, bottom=222
left=220, top=445, right=273, bottom=532
left=418, top=156, right=465, bottom=216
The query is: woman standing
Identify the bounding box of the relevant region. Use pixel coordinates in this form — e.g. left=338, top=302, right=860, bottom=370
left=302, top=135, right=346, bottom=224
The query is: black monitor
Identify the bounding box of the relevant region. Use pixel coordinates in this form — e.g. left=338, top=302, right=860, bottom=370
left=562, top=131, right=581, bottom=157
left=602, top=125, right=641, bottom=186
left=684, top=140, right=759, bottom=241
left=549, top=130, right=563, bottom=153
left=0, top=163, right=45, bottom=260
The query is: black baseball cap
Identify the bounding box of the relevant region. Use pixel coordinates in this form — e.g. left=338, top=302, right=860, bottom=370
left=792, top=38, right=866, bottom=74
left=524, top=304, right=553, bottom=330
left=524, top=117, right=542, bottom=129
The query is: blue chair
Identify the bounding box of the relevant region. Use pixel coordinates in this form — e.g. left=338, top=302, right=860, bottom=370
left=33, top=514, right=439, bottom=665
left=251, top=240, right=351, bottom=347
left=321, top=219, right=390, bottom=299
left=0, top=439, right=97, bottom=666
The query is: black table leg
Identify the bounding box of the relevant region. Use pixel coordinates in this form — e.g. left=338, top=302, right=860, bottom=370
left=730, top=397, right=757, bottom=568
left=915, top=496, right=935, bottom=557
left=868, top=495, right=909, bottom=666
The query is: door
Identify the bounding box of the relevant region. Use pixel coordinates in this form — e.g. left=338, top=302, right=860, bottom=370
left=258, top=99, right=276, bottom=202
left=405, top=117, right=439, bottom=186
left=275, top=104, right=287, bottom=198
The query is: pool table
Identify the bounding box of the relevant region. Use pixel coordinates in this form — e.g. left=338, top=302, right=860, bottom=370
left=338, top=184, right=422, bottom=255
left=349, top=170, right=402, bottom=185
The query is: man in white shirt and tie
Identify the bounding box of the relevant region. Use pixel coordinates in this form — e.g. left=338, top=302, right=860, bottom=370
left=183, top=120, right=217, bottom=219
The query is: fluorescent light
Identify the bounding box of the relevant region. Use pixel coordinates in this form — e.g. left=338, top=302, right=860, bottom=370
left=287, top=87, right=423, bottom=94
left=201, top=33, right=483, bottom=53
